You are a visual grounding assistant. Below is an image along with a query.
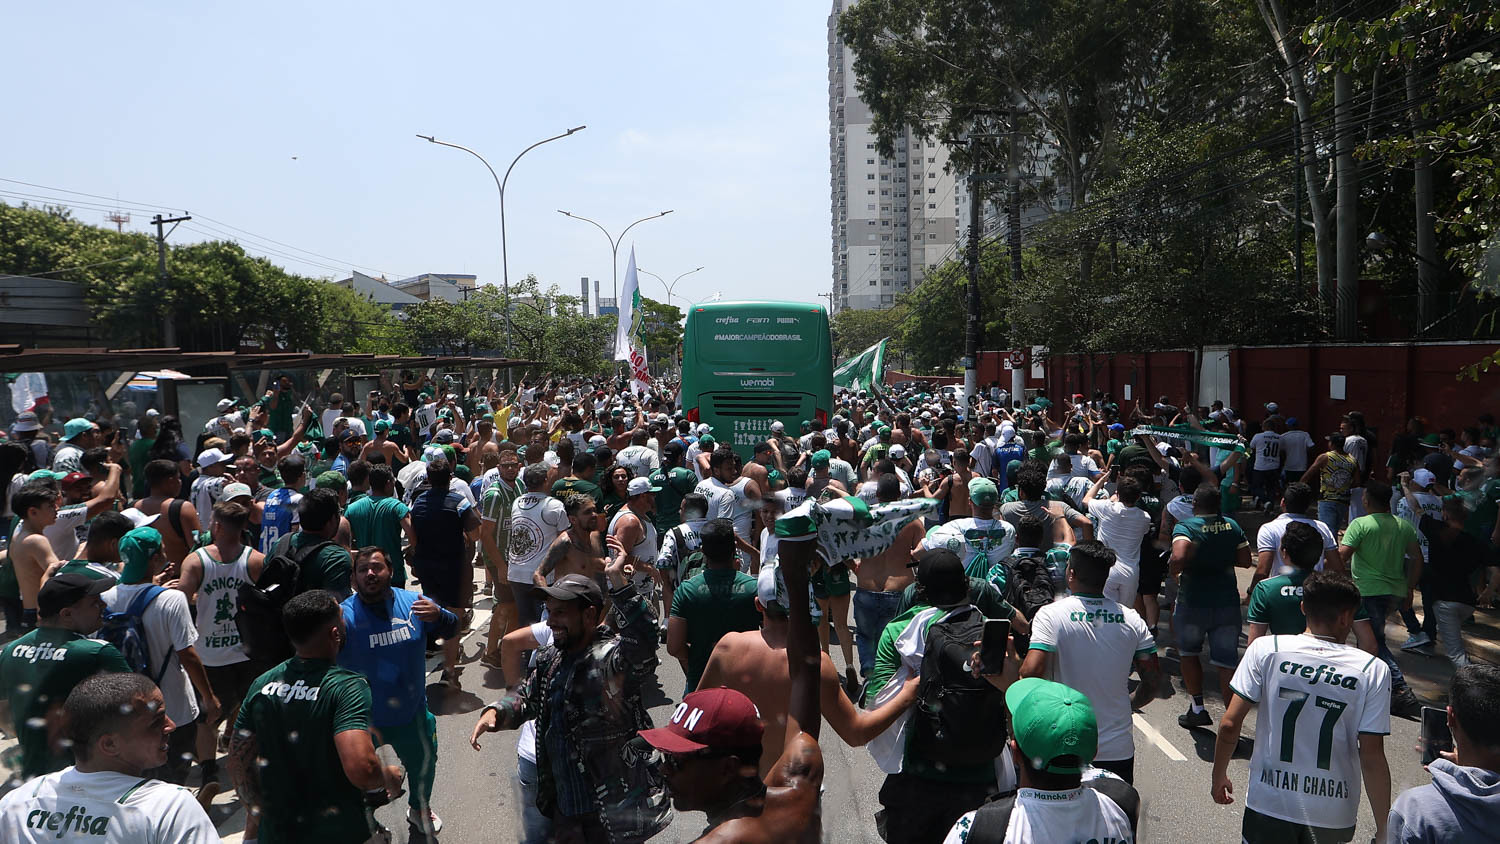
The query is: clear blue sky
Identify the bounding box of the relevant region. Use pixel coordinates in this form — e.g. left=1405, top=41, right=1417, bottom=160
left=2, top=2, right=831, bottom=309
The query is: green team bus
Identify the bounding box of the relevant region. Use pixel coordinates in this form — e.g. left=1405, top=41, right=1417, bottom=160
left=680, top=301, right=833, bottom=460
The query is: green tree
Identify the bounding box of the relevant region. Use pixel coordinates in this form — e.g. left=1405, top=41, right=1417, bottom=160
left=638, top=297, right=684, bottom=366
left=831, top=305, right=904, bottom=360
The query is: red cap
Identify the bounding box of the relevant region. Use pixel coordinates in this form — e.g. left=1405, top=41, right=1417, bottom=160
left=638, top=688, right=765, bottom=753
left=61, top=471, right=90, bottom=487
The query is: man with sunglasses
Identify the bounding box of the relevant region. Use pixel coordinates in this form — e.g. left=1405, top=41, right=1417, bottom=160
left=639, top=534, right=825, bottom=843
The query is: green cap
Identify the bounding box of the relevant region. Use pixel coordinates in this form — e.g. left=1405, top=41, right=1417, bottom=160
left=315, top=470, right=347, bottom=492
left=1005, top=678, right=1097, bottom=774
left=878, top=426, right=892, bottom=441
left=28, top=469, right=65, bottom=482
left=62, top=418, right=94, bottom=441
left=699, top=434, right=715, bottom=449
left=119, top=526, right=164, bottom=583
left=373, top=419, right=391, bottom=434
left=811, top=449, right=831, bottom=467
left=968, top=477, right=999, bottom=505
left=440, top=445, right=457, bottom=464
left=254, top=429, right=277, bottom=442
left=418, top=391, right=432, bottom=401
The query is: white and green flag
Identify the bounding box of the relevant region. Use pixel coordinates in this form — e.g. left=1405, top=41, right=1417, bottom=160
left=615, top=248, right=652, bottom=393
left=833, top=337, right=888, bottom=394
left=775, top=494, right=938, bottom=562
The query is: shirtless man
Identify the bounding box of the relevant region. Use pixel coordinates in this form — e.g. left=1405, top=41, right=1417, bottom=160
left=925, top=447, right=975, bottom=521
left=132, top=459, right=201, bottom=567
left=360, top=419, right=404, bottom=467
left=640, top=536, right=826, bottom=843
left=850, top=474, right=924, bottom=679
left=697, top=559, right=918, bottom=777
left=532, top=494, right=608, bottom=588
left=608, top=477, right=660, bottom=608
left=7, top=483, right=67, bottom=632
left=804, top=450, right=848, bottom=502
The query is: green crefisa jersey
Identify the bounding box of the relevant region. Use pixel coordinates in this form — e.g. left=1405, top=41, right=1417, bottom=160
left=1247, top=568, right=1369, bottom=635
left=1171, top=515, right=1248, bottom=608
left=234, top=657, right=374, bottom=844
left=0, top=628, right=131, bottom=777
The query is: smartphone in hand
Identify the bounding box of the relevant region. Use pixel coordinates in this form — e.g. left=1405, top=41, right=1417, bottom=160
left=1421, top=705, right=1453, bottom=765
left=979, top=618, right=1011, bottom=676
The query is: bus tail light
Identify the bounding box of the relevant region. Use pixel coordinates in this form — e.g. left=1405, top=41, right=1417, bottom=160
left=815, top=408, right=827, bottom=427
left=686, top=407, right=699, bottom=423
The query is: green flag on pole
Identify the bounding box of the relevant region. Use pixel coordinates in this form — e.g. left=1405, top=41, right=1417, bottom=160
left=833, top=338, right=888, bottom=394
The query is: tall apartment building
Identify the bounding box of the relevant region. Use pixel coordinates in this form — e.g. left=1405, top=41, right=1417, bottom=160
left=828, top=0, right=961, bottom=314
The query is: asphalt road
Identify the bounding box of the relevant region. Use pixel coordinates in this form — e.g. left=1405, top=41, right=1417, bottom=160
left=4, top=569, right=1478, bottom=843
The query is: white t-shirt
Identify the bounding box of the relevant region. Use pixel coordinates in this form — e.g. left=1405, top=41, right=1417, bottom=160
left=1250, top=431, right=1283, bottom=471
left=1028, top=594, right=1157, bottom=762
left=1229, top=634, right=1391, bottom=830
left=657, top=520, right=706, bottom=574
left=101, top=584, right=200, bottom=727
left=507, top=492, right=569, bottom=584
left=41, top=502, right=90, bottom=560
left=320, top=407, right=346, bottom=437
left=923, top=518, right=1018, bottom=576
left=1343, top=434, right=1369, bottom=473
left=943, top=777, right=1134, bottom=844
left=1280, top=430, right=1316, bottom=473
left=1165, top=494, right=1194, bottom=525
left=1256, top=514, right=1336, bottom=571
left=0, top=767, right=219, bottom=844
left=614, top=444, right=660, bottom=479
left=190, top=473, right=226, bottom=523
left=1069, top=453, right=1101, bottom=478
left=1089, top=500, right=1153, bottom=568
left=1393, top=491, right=1444, bottom=563
left=515, top=621, right=554, bottom=765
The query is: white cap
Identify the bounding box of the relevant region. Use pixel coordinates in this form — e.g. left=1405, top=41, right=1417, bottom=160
left=221, top=483, right=254, bottom=501
left=120, top=507, right=160, bottom=528
left=1413, top=468, right=1437, bottom=488
left=216, top=398, right=238, bottom=412
left=889, top=444, right=906, bottom=459
left=626, top=477, right=656, bottom=497
left=196, top=448, right=233, bottom=468
left=770, top=421, right=785, bottom=432
left=589, top=434, right=608, bottom=447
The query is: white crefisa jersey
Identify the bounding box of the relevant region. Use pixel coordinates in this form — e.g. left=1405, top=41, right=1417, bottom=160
left=1230, top=634, right=1391, bottom=830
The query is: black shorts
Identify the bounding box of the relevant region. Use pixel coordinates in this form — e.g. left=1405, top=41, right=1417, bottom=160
left=412, top=563, right=467, bottom=609
left=204, top=660, right=267, bottom=716
left=1138, top=547, right=1169, bottom=598
left=1242, top=807, right=1354, bottom=844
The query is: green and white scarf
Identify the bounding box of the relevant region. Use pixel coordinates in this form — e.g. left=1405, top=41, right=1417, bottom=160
left=1128, top=424, right=1245, bottom=453
left=775, top=495, right=938, bottom=562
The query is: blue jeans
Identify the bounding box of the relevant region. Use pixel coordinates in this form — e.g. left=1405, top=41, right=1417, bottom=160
left=1317, top=500, right=1349, bottom=534
left=1362, top=594, right=1409, bottom=691
left=517, top=755, right=551, bottom=844
left=853, top=589, right=904, bottom=679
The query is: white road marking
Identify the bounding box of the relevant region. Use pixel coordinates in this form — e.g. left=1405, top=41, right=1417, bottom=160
left=1133, top=713, right=1188, bottom=762
left=425, top=606, right=493, bottom=675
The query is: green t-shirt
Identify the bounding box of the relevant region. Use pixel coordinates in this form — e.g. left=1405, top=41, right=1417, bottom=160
left=388, top=423, right=414, bottom=452
left=1171, top=515, right=1248, bottom=608
left=650, top=466, right=699, bottom=533
left=235, top=657, right=373, bottom=844
left=1452, top=478, right=1500, bottom=539
left=289, top=532, right=354, bottom=598
left=551, top=477, right=603, bottom=506
left=257, top=390, right=297, bottom=439
left=1247, top=568, right=1370, bottom=635
left=127, top=436, right=156, bottom=499
left=0, top=627, right=131, bottom=777
left=344, top=495, right=409, bottom=585
left=1342, top=513, right=1419, bottom=598
left=669, top=567, right=760, bottom=693
left=479, top=479, right=522, bottom=562
left=259, top=465, right=284, bottom=490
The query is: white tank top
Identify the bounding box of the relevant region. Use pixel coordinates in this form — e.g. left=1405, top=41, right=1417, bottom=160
left=607, top=507, right=659, bottom=563
left=192, top=544, right=253, bottom=667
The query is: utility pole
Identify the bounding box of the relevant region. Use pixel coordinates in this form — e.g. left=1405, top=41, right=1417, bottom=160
left=1007, top=106, right=1025, bottom=407
left=1408, top=57, right=1437, bottom=333
left=964, top=133, right=983, bottom=406
left=152, top=213, right=191, bottom=347
left=1334, top=70, right=1358, bottom=340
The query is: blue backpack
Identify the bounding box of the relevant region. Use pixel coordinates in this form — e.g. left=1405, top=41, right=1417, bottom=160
left=96, top=586, right=171, bottom=684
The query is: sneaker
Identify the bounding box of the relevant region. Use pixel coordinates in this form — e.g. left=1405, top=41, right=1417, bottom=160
left=439, top=668, right=463, bottom=689
left=480, top=650, right=503, bottom=670
left=1400, top=632, right=1433, bottom=651
left=1392, top=686, right=1424, bottom=719
left=408, top=806, right=443, bottom=837
left=1178, top=707, right=1213, bottom=729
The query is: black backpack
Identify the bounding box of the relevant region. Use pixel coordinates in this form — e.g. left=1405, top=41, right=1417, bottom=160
left=908, top=605, right=1009, bottom=767
left=235, top=538, right=334, bottom=663
left=1005, top=555, right=1057, bottom=650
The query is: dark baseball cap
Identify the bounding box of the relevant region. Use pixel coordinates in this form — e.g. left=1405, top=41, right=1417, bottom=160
left=907, top=548, right=969, bottom=608
left=533, top=573, right=603, bottom=607
left=37, top=571, right=113, bottom=617
left=638, top=687, right=766, bottom=753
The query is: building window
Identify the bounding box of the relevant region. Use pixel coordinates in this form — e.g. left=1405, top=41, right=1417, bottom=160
left=882, top=235, right=891, bottom=241
left=867, top=203, right=876, bottom=211
left=928, top=187, right=937, bottom=194
left=867, top=189, right=875, bottom=195
left=928, top=157, right=936, bottom=163
left=881, top=220, right=889, bottom=226
left=866, top=143, right=875, bottom=149
left=928, top=203, right=937, bottom=209
left=867, top=174, right=875, bottom=180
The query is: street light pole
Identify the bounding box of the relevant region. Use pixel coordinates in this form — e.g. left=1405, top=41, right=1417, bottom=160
left=418, top=126, right=585, bottom=366
left=636, top=266, right=704, bottom=308
left=556, top=210, right=673, bottom=303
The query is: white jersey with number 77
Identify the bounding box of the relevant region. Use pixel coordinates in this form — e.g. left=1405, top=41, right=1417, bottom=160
left=1229, top=633, right=1391, bottom=830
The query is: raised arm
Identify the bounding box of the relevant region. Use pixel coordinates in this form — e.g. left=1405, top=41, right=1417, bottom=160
left=778, top=538, right=821, bottom=742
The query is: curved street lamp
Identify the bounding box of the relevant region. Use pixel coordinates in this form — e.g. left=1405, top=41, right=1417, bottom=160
left=635, top=266, right=704, bottom=308
left=417, top=126, right=586, bottom=359
left=556, top=209, right=673, bottom=303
